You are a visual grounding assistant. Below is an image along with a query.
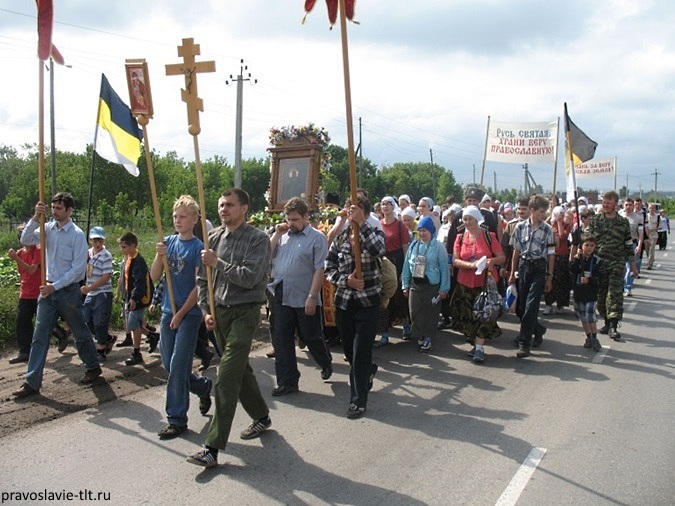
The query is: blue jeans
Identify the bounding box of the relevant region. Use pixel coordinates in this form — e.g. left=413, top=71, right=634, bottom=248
left=336, top=303, right=378, bottom=409
left=159, top=312, right=210, bottom=427
left=26, top=283, right=99, bottom=390
left=82, top=291, right=113, bottom=346
left=517, top=259, right=547, bottom=347
left=273, top=297, right=332, bottom=387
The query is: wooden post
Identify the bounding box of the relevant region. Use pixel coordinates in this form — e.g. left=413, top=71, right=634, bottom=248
left=166, top=38, right=216, bottom=316
left=338, top=0, right=362, bottom=277
left=38, top=61, right=47, bottom=285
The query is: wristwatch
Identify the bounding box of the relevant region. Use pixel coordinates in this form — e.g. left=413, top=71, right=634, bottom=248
left=307, top=294, right=317, bottom=299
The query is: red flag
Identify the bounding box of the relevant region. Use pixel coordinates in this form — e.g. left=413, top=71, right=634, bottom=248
left=36, top=0, right=53, bottom=60
left=36, top=0, right=65, bottom=64
left=303, top=0, right=356, bottom=26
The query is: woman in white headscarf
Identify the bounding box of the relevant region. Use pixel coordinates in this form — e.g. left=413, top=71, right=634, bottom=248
left=451, top=206, right=505, bottom=363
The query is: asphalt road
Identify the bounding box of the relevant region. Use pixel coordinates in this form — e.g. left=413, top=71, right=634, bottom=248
left=1, top=242, right=673, bottom=505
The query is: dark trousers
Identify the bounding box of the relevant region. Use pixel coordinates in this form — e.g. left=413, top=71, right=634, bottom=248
left=273, top=298, right=332, bottom=387
left=16, top=298, right=38, bottom=356
left=336, top=304, right=378, bottom=409
left=517, top=259, right=547, bottom=346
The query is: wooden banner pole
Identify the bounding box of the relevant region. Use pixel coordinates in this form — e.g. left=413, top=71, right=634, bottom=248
left=38, top=61, right=47, bottom=285
left=338, top=0, right=362, bottom=278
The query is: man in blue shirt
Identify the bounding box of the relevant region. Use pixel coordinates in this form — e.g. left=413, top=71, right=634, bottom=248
left=268, top=197, right=332, bottom=396
left=13, top=193, right=102, bottom=398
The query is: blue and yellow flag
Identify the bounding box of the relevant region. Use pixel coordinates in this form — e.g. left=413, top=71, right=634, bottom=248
left=94, top=74, right=142, bottom=176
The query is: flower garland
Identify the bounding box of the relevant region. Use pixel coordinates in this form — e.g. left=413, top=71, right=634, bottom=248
left=269, top=123, right=331, bottom=148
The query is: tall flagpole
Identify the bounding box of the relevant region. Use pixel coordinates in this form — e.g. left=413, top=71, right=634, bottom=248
left=480, top=116, right=490, bottom=186
left=564, top=103, right=581, bottom=232
left=551, top=116, right=560, bottom=196
left=338, top=0, right=362, bottom=277
left=38, top=61, right=47, bottom=285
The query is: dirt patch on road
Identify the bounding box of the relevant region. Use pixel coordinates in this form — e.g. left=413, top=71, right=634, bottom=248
left=0, top=319, right=272, bottom=440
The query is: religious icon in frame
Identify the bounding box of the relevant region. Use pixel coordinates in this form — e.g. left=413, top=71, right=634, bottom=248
left=125, top=59, right=153, bottom=118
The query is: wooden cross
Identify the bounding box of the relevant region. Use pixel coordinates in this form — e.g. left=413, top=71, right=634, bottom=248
left=165, top=38, right=216, bottom=136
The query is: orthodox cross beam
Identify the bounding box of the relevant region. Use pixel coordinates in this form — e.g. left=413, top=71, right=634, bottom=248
left=165, top=38, right=216, bottom=136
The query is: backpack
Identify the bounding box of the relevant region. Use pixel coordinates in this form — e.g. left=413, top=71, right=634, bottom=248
left=379, top=256, right=398, bottom=308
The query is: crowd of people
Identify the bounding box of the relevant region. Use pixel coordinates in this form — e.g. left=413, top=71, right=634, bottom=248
left=5, top=186, right=669, bottom=468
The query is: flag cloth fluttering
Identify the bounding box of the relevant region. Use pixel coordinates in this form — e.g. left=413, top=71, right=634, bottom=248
left=564, top=104, right=597, bottom=200
left=36, top=0, right=64, bottom=64
left=94, top=74, right=142, bottom=177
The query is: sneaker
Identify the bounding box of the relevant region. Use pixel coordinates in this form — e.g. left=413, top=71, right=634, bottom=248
left=8, top=354, right=29, bottom=364
left=419, top=338, right=432, bottom=353
left=467, top=346, right=476, bottom=358
left=148, top=332, right=160, bottom=354
left=12, top=383, right=39, bottom=398
left=321, top=365, right=333, bottom=381
left=271, top=384, right=298, bottom=396
left=198, top=349, right=214, bottom=372
left=623, top=290, right=633, bottom=297
left=240, top=416, right=271, bottom=439
left=186, top=448, right=218, bottom=468
left=125, top=352, right=144, bottom=366
left=532, top=326, right=546, bottom=348
left=417, top=336, right=425, bottom=347
left=117, top=334, right=133, bottom=347
left=591, top=338, right=602, bottom=352
left=437, top=318, right=451, bottom=330
left=346, top=403, right=365, bottom=419
left=543, top=305, right=553, bottom=315
left=516, top=344, right=531, bottom=358
left=80, top=366, right=103, bottom=384
left=583, top=337, right=592, bottom=349
left=158, top=424, right=187, bottom=440
left=373, top=337, right=389, bottom=348
left=105, top=334, right=117, bottom=354
left=96, top=349, right=108, bottom=362
left=368, top=363, right=378, bottom=391
left=199, top=379, right=212, bottom=416
left=472, top=348, right=485, bottom=363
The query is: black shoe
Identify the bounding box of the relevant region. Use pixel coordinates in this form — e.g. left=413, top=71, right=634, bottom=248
left=272, top=384, right=298, bottom=396
left=599, top=320, right=610, bottom=335
left=437, top=318, right=451, bottom=330
left=148, top=332, right=160, bottom=354
left=186, top=448, right=218, bottom=468
left=609, top=320, right=621, bottom=341
left=8, top=354, right=29, bottom=364
left=240, top=416, right=271, bottom=439
left=54, top=326, right=68, bottom=353
left=321, top=365, right=333, bottom=381
left=96, top=349, right=108, bottom=362
left=532, top=334, right=543, bottom=348
left=591, top=338, right=602, bottom=352
left=513, top=336, right=521, bottom=347
left=346, top=403, right=366, bottom=419
left=80, top=366, right=103, bottom=384
left=105, top=334, right=117, bottom=354
left=13, top=383, right=39, bottom=398
left=583, top=337, right=592, bottom=349
left=199, top=379, right=212, bottom=416
left=158, top=424, right=187, bottom=440
left=198, top=350, right=214, bottom=372
left=117, top=334, right=133, bottom=347
left=516, top=344, right=531, bottom=358
left=368, top=363, right=378, bottom=392
left=125, top=352, right=144, bottom=366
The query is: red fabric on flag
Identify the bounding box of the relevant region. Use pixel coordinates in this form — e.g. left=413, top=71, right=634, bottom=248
left=36, top=0, right=53, bottom=61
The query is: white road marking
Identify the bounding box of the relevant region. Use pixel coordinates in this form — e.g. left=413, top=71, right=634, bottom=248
left=625, top=302, right=637, bottom=312
left=495, top=447, right=547, bottom=506
left=645, top=278, right=652, bottom=284
left=592, top=345, right=610, bottom=364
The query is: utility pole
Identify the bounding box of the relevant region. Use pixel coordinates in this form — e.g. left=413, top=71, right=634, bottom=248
left=473, top=164, right=476, bottom=184
left=226, top=59, right=256, bottom=188
left=493, top=170, right=497, bottom=194
left=626, top=174, right=629, bottom=198
left=651, top=169, right=661, bottom=201
left=429, top=148, right=435, bottom=199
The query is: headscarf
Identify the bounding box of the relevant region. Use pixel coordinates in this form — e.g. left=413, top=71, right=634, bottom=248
left=417, top=216, right=436, bottom=237
left=462, top=205, right=484, bottom=225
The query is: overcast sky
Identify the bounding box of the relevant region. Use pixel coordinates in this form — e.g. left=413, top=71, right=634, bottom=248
left=1, top=0, right=674, bottom=196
